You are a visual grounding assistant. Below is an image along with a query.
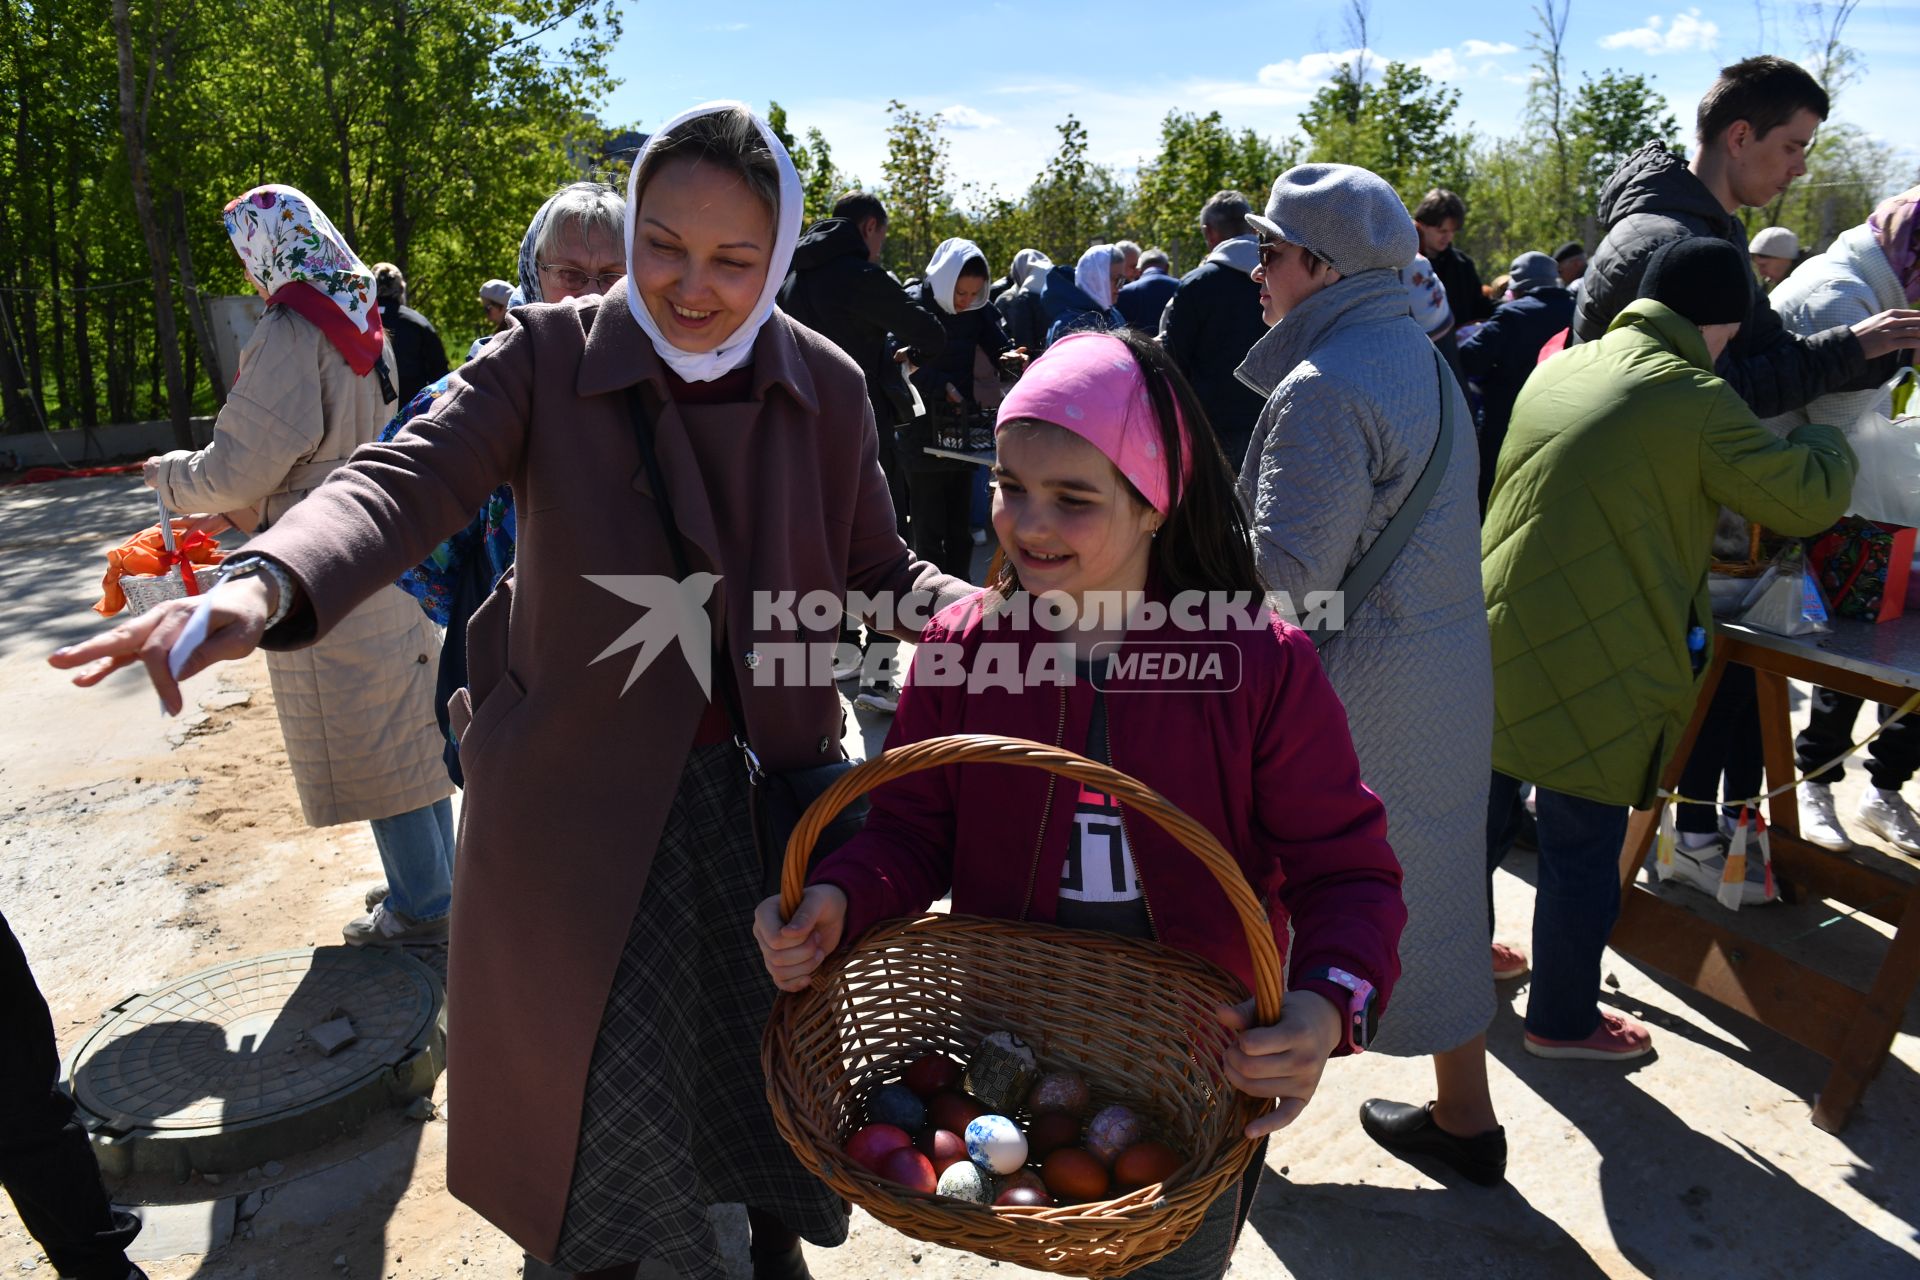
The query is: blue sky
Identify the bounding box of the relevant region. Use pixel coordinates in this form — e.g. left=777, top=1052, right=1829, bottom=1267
left=591, top=0, right=1917, bottom=200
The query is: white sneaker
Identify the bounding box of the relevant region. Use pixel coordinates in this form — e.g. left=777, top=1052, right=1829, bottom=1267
left=1856, top=788, right=1920, bottom=854
left=342, top=903, right=448, bottom=948
left=831, top=652, right=863, bottom=682
left=1660, top=836, right=1778, bottom=907
left=854, top=688, right=899, bottom=715
left=1798, top=783, right=1853, bottom=851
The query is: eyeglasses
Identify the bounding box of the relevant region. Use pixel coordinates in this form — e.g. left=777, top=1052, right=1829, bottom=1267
left=539, top=263, right=623, bottom=291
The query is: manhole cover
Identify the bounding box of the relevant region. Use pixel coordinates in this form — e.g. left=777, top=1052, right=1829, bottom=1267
left=65, top=947, right=444, bottom=1177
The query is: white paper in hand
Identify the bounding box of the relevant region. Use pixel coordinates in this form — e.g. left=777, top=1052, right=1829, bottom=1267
left=168, top=594, right=218, bottom=681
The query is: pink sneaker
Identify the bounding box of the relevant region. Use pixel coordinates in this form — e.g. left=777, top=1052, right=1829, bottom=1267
left=1524, top=1011, right=1653, bottom=1061
left=1492, top=942, right=1530, bottom=981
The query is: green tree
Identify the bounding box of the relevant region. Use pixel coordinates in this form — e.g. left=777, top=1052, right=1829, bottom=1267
left=879, top=100, right=952, bottom=276
left=1133, top=111, right=1294, bottom=270
left=1299, top=60, right=1468, bottom=207
left=768, top=101, right=847, bottom=227
left=1567, top=70, right=1681, bottom=237
left=1022, top=115, right=1131, bottom=267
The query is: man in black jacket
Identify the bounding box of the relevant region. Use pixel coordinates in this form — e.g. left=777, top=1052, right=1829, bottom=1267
left=1459, top=251, right=1575, bottom=512
left=1573, top=55, right=1919, bottom=417
left=1158, top=191, right=1268, bottom=469
left=372, top=263, right=449, bottom=404
left=1413, top=189, right=1494, bottom=326
left=778, top=191, right=947, bottom=707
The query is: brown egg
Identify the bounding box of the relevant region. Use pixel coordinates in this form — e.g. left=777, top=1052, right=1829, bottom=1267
left=926, top=1090, right=988, bottom=1135
left=1041, top=1147, right=1111, bottom=1204
left=1113, top=1140, right=1185, bottom=1191
left=995, top=1184, right=1054, bottom=1208
left=999, top=1169, right=1048, bottom=1196
left=1026, top=1111, right=1083, bottom=1160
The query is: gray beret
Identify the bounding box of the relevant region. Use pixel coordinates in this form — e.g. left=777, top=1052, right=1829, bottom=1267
left=1246, top=164, right=1419, bottom=277
left=1508, top=251, right=1560, bottom=296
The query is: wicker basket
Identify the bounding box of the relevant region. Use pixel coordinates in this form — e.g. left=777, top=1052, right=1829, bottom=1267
left=763, top=734, right=1283, bottom=1277
left=120, top=562, right=230, bottom=617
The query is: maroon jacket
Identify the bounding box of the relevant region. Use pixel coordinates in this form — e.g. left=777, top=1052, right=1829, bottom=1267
left=812, top=591, right=1407, bottom=1031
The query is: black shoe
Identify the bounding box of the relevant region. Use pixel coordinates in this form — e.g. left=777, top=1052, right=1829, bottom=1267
left=1359, top=1099, right=1507, bottom=1186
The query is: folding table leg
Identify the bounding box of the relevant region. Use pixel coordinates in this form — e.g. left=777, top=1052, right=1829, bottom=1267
left=1812, top=886, right=1920, bottom=1133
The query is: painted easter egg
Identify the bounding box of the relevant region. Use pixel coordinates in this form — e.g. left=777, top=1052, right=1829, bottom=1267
left=964, top=1114, right=1030, bottom=1175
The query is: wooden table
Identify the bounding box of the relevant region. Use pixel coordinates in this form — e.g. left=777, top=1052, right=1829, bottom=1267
left=1615, top=617, right=1920, bottom=1132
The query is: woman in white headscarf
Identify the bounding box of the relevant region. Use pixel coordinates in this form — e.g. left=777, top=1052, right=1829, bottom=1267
left=1040, top=242, right=1127, bottom=345
left=994, top=246, right=1054, bottom=351
left=56, top=103, right=971, bottom=1280
left=892, top=237, right=1026, bottom=583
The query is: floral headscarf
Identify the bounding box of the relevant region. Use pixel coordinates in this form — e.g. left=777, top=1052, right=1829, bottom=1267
left=1870, top=185, right=1920, bottom=304
left=223, top=185, right=386, bottom=377
left=516, top=191, right=561, bottom=305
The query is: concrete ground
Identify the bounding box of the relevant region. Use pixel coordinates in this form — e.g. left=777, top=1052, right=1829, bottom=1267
left=2, top=475, right=1917, bottom=1279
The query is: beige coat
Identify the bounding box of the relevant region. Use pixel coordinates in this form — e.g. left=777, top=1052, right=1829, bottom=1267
left=244, top=289, right=969, bottom=1258
left=149, top=306, right=452, bottom=827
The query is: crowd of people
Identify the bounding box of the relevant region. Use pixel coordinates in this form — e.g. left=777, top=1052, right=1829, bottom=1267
left=10, top=49, right=1920, bottom=1280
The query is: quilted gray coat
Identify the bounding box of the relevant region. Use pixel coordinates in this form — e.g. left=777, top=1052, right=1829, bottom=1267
left=1572, top=141, right=1889, bottom=419
left=149, top=307, right=453, bottom=827
left=1236, top=269, right=1494, bottom=1055
left=1762, top=222, right=1915, bottom=435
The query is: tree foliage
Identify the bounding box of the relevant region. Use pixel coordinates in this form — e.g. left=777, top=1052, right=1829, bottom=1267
left=1133, top=112, right=1294, bottom=271
left=1299, top=60, right=1470, bottom=209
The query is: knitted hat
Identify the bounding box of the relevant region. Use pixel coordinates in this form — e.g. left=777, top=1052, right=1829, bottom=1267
left=1748, top=226, right=1799, bottom=259
left=1552, top=241, right=1585, bottom=263
left=478, top=278, right=513, bottom=306
left=1508, top=251, right=1560, bottom=296
left=1637, top=238, right=1751, bottom=326
left=1246, top=164, right=1418, bottom=277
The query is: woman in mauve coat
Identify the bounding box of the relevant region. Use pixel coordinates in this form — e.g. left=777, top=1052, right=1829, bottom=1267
left=56, top=103, right=970, bottom=1280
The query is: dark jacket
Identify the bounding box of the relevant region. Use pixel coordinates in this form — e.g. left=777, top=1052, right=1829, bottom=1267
left=996, top=283, right=1050, bottom=354
left=779, top=217, right=945, bottom=426
left=901, top=281, right=1014, bottom=412
left=1459, top=285, right=1576, bottom=510
left=1430, top=246, right=1494, bottom=325
left=1116, top=270, right=1179, bottom=334
left=1160, top=239, right=1268, bottom=468
left=380, top=300, right=450, bottom=404
left=1040, top=265, right=1124, bottom=347
left=1571, top=141, right=1887, bottom=418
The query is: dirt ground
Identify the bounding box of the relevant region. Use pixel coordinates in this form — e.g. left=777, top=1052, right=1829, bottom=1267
left=3, top=474, right=1918, bottom=1279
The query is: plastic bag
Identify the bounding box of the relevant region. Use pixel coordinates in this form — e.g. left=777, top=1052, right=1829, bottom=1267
left=1844, top=369, right=1920, bottom=526
left=1736, top=542, right=1832, bottom=636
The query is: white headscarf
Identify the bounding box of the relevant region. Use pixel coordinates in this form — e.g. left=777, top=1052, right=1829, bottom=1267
left=925, top=237, right=991, bottom=314
left=1010, top=248, right=1053, bottom=291
left=1075, top=244, right=1118, bottom=310
left=622, top=101, right=803, bottom=382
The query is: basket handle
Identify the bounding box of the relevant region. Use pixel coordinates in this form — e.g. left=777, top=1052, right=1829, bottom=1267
left=780, top=733, right=1284, bottom=1026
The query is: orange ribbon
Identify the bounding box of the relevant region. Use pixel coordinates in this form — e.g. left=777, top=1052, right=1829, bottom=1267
left=94, top=523, right=225, bottom=616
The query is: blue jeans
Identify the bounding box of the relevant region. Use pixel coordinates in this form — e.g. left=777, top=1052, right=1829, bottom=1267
left=368, top=798, right=456, bottom=923
left=1486, top=771, right=1629, bottom=1041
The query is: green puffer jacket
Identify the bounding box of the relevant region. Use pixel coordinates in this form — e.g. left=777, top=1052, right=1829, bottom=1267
left=1482, top=300, right=1856, bottom=808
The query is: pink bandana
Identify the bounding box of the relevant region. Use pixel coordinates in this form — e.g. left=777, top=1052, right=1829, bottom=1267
left=995, top=332, right=1193, bottom=515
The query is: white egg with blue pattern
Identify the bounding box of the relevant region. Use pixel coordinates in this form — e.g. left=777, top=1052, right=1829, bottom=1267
left=964, top=1114, right=1028, bottom=1175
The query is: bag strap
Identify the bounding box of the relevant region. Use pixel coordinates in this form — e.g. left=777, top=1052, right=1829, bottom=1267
left=624, top=386, right=759, bottom=770
left=1315, top=344, right=1456, bottom=650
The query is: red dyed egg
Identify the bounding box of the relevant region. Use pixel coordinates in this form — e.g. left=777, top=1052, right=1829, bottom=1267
left=915, top=1127, right=969, bottom=1174
left=879, top=1145, right=938, bottom=1194
left=926, top=1089, right=988, bottom=1135
left=1026, top=1111, right=1083, bottom=1160
left=999, top=1169, right=1048, bottom=1196
left=903, top=1053, right=965, bottom=1100
left=995, top=1184, right=1053, bottom=1208
left=845, top=1123, right=912, bottom=1175
left=1041, top=1148, right=1111, bottom=1204
left=1114, top=1141, right=1185, bottom=1191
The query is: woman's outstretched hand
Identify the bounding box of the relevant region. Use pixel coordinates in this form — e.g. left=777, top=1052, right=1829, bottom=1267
left=48, top=576, right=275, bottom=716
left=753, top=884, right=848, bottom=992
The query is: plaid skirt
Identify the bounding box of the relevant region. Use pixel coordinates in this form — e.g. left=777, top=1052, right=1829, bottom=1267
left=552, top=742, right=849, bottom=1273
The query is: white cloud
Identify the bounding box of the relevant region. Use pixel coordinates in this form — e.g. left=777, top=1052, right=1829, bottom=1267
left=1461, top=39, right=1520, bottom=58
left=938, top=104, right=1001, bottom=130
left=1600, top=9, right=1720, bottom=54
left=1417, top=48, right=1464, bottom=79
left=1255, top=48, right=1368, bottom=94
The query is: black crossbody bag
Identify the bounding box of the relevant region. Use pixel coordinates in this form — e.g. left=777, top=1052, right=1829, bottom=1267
left=625, top=388, right=869, bottom=892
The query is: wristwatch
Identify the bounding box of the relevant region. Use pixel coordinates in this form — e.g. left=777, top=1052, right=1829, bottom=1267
left=1299, top=966, right=1378, bottom=1055
left=222, top=554, right=294, bottom=631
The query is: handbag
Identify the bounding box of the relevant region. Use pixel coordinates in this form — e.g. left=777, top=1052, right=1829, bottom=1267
left=625, top=387, right=869, bottom=891
left=1314, top=345, right=1456, bottom=649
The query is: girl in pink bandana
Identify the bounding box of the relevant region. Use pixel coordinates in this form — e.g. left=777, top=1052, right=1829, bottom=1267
left=756, top=329, right=1407, bottom=1277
